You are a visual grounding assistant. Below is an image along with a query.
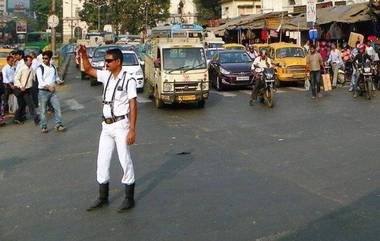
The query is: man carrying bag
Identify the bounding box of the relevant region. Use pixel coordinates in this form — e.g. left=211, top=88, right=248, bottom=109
left=13, top=55, right=39, bottom=125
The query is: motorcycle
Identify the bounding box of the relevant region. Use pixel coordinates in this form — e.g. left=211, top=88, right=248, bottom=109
left=356, top=59, right=376, bottom=100
left=252, top=67, right=275, bottom=108
left=338, top=61, right=353, bottom=85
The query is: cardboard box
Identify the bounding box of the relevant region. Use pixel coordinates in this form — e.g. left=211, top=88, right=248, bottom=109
left=348, top=32, right=364, bottom=48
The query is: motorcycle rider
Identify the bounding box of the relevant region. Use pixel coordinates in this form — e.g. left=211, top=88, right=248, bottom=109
left=352, top=44, right=372, bottom=98
left=250, top=49, right=272, bottom=105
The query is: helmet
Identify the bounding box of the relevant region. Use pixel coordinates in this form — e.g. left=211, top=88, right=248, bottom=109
left=260, top=49, right=267, bottom=56
left=342, top=42, right=348, bottom=49
left=321, top=41, right=327, bottom=47
left=359, top=43, right=366, bottom=51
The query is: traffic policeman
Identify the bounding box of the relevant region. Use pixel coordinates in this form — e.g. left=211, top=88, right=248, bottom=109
left=78, top=46, right=137, bottom=212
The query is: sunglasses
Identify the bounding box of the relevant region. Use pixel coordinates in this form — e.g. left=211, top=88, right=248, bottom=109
left=105, top=59, right=115, bottom=63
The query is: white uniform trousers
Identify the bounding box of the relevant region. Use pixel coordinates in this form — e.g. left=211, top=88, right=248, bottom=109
left=96, top=118, right=135, bottom=185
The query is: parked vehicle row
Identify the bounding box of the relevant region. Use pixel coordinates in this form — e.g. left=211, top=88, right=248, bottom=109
left=77, top=43, right=145, bottom=91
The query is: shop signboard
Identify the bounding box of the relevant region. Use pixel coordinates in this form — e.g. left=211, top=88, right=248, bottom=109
left=306, top=0, right=317, bottom=23
left=16, top=21, right=27, bottom=34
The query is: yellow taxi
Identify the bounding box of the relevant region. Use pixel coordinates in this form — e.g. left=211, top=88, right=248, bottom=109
left=0, top=48, right=13, bottom=71
left=251, top=43, right=269, bottom=54
left=223, top=43, right=246, bottom=50
left=268, top=42, right=307, bottom=85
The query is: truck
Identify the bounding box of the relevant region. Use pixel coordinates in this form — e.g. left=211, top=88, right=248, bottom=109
left=144, top=24, right=209, bottom=108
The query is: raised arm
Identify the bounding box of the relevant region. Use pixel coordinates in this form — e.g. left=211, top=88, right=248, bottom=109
left=78, top=45, right=97, bottom=78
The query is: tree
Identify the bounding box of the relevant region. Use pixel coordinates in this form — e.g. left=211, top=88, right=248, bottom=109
left=194, top=0, right=221, bottom=25
left=80, top=0, right=170, bottom=34
left=32, top=0, right=63, bottom=32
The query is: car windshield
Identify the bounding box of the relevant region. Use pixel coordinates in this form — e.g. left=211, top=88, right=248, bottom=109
left=208, top=43, right=224, bottom=48
left=24, top=48, right=40, bottom=56
left=276, top=47, right=305, bottom=58
left=122, top=53, right=139, bottom=66
left=87, top=47, right=95, bottom=56
left=93, top=48, right=108, bottom=60
left=219, top=52, right=252, bottom=64
left=206, top=50, right=219, bottom=60
left=163, top=48, right=206, bottom=70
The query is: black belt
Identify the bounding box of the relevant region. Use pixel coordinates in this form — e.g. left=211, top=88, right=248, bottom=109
left=39, top=89, right=50, bottom=92
left=102, top=114, right=128, bottom=124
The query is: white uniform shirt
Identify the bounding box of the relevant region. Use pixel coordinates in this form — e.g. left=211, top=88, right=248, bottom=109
left=1, top=64, right=15, bottom=84
left=97, top=69, right=137, bottom=118
left=36, top=63, right=58, bottom=89
left=31, top=58, right=40, bottom=71
left=15, top=59, right=25, bottom=75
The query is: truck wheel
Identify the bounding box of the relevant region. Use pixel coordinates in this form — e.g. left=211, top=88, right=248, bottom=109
left=197, top=100, right=205, bottom=108
left=154, top=88, right=164, bottom=108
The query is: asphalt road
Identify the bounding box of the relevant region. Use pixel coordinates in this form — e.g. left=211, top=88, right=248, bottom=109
left=1, top=58, right=379, bottom=241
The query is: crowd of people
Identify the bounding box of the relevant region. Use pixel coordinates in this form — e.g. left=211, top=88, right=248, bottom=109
left=0, top=49, right=65, bottom=132
left=245, top=37, right=380, bottom=102
left=305, top=39, right=379, bottom=98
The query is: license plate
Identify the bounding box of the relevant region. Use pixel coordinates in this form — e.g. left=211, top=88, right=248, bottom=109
left=178, top=95, right=196, bottom=101
left=292, top=74, right=305, bottom=79
left=236, top=76, right=249, bottom=81
left=265, top=79, right=274, bottom=83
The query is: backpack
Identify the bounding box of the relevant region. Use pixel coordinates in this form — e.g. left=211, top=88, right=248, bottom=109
left=35, top=64, right=57, bottom=83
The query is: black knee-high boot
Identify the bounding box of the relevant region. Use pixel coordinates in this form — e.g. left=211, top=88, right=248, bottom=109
left=87, top=183, right=109, bottom=211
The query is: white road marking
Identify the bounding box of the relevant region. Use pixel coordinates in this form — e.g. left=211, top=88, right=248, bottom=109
left=239, top=90, right=251, bottom=95
left=65, top=99, right=84, bottom=110
left=210, top=90, right=237, bottom=97
left=137, top=95, right=152, bottom=103
left=285, top=87, right=307, bottom=92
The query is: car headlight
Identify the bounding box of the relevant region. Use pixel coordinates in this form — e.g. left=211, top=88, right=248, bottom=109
left=163, top=82, right=173, bottom=92
left=279, top=63, right=286, bottom=68
left=135, top=69, right=143, bottom=75
left=220, top=67, right=230, bottom=75
left=201, top=82, right=209, bottom=90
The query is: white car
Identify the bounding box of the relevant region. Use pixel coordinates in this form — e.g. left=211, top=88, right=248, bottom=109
left=121, top=51, right=144, bottom=92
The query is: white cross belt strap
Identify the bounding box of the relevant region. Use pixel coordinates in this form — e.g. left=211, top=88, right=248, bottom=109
left=102, top=71, right=135, bottom=118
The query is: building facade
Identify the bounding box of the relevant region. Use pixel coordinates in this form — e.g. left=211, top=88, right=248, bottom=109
left=0, top=0, right=6, bottom=15
left=167, top=0, right=197, bottom=24
left=221, top=0, right=262, bottom=19
left=62, top=0, right=88, bottom=43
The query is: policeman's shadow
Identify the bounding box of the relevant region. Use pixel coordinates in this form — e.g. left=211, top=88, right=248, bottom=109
left=110, top=149, right=194, bottom=202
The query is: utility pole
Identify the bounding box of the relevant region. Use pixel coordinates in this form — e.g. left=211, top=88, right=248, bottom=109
left=51, top=0, right=56, bottom=54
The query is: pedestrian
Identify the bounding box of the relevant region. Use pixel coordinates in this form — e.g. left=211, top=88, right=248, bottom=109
left=78, top=45, right=137, bottom=212
left=247, top=46, right=258, bottom=60
left=36, top=50, right=65, bottom=133
left=1, top=55, right=16, bottom=114
left=349, top=41, right=361, bottom=92
left=30, top=52, right=41, bottom=107
left=319, top=41, right=329, bottom=62
left=303, top=40, right=310, bottom=53
left=14, top=50, right=25, bottom=75
left=327, top=43, right=343, bottom=88
left=13, top=55, right=39, bottom=125
left=365, top=40, right=378, bottom=61
left=307, top=44, right=324, bottom=99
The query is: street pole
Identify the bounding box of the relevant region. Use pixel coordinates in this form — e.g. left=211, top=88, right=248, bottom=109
left=51, top=0, right=56, bottom=54
left=70, top=0, right=73, bottom=41
left=97, top=5, right=100, bottom=32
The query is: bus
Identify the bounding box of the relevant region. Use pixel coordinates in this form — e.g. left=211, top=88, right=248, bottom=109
left=25, top=32, right=62, bottom=51
left=151, top=24, right=204, bottom=39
